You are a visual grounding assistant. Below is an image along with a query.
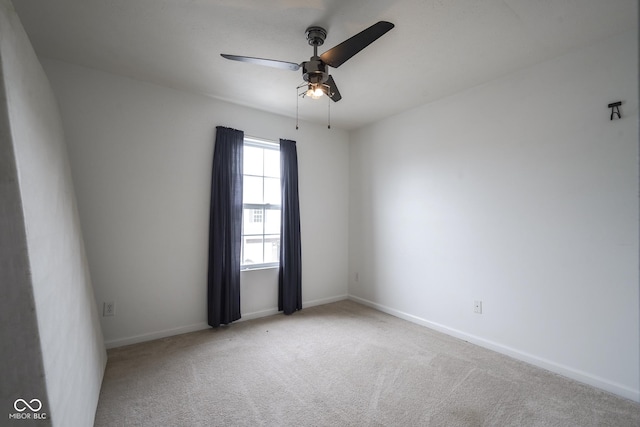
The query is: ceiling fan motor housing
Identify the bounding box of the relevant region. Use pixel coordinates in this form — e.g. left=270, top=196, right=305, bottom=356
left=302, top=58, right=328, bottom=84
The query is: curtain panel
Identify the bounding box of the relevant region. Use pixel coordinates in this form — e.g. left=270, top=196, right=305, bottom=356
left=278, top=139, right=302, bottom=314
left=207, top=126, right=243, bottom=327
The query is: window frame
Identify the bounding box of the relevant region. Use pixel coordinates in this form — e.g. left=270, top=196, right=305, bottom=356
left=241, top=137, right=281, bottom=271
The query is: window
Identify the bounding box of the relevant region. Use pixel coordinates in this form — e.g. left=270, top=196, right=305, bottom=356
left=241, top=138, right=280, bottom=269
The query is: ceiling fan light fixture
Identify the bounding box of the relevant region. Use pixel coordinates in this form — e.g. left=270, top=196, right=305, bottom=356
left=306, top=84, right=324, bottom=99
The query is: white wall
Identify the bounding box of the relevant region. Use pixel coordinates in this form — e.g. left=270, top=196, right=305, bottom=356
left=42, top=60, right=350, bottom=348
left=349, top=29, right=639, bottom=401
left=0, top=1, right=106, bottom=426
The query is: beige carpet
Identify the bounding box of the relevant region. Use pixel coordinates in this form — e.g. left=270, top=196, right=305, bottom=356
left=94, top=300, right=640, bottom=426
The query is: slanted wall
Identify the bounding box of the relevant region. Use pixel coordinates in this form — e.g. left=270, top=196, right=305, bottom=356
left=0, top=1, right=107, bottom=426
left=0, top=42, right=51, bottom=427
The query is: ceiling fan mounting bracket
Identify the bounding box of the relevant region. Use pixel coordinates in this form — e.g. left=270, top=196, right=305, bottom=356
left=305, top=26, right=327, bottom=46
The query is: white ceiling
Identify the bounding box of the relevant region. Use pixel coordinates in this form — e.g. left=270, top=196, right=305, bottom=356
left=13, top=0, right=637, bottom=130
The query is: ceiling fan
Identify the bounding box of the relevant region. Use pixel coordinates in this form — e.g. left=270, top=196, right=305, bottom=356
left=221, top=21, right=394, bottom=103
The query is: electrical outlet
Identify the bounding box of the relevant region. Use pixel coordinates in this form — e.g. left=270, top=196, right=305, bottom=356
left=474, top=300, right=482, bottom=314
left=103, top=301, right=115, bottom=317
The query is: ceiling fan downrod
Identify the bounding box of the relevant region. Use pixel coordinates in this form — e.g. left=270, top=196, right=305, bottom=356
left=302, top=26, right=329, bottom=85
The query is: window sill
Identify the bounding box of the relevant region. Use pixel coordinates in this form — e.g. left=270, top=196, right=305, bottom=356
left=241, top=265, right=279, bottom=272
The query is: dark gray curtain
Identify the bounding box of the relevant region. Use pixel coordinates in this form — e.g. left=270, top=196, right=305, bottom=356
left=278, top=139, right=302, bottom=314
left=207, top=126, right=243, bottom=327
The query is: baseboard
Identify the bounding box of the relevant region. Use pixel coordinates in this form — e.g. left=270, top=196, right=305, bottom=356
left=104, top=321, right=210, bottom=349
left=305, top=294, right=349, bottom=307
left=238, top=308, right=280, bottom=322
left=105, top=294, right=350, bottom=349
left=240, top=294, right=349, bottom=321
left=348, top=295, right=640, bottom=403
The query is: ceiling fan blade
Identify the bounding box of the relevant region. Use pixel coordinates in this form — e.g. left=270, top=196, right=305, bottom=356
left=320, top=21, right=394, bottom=68
left=220, top=54, right=300, bottom=71
left=325, top=75, right=342, bottom=102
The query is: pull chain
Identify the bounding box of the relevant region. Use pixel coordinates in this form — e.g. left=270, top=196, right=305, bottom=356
left=327, top=95, right=331, bottom=129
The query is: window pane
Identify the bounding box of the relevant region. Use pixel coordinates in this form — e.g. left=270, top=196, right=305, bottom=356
left=243, top=208, right=263, bottom=235
left=242, top=236, right=264, bottom=265
left=264, top=208, right=280, bottom=235
left=242, top=139, right=281, bottom=269
left=264, top=149, right=280, bottom=178
left=244, top=146, right=263, bottom=176
left=264, top=177, right=280, bottom=205
left=243, top=176, right=263, bottom=204
left=264, top=235, right=280, bottom=263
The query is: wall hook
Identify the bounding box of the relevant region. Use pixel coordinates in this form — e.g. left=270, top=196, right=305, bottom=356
left=608, top=101, right=622, bottom=120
